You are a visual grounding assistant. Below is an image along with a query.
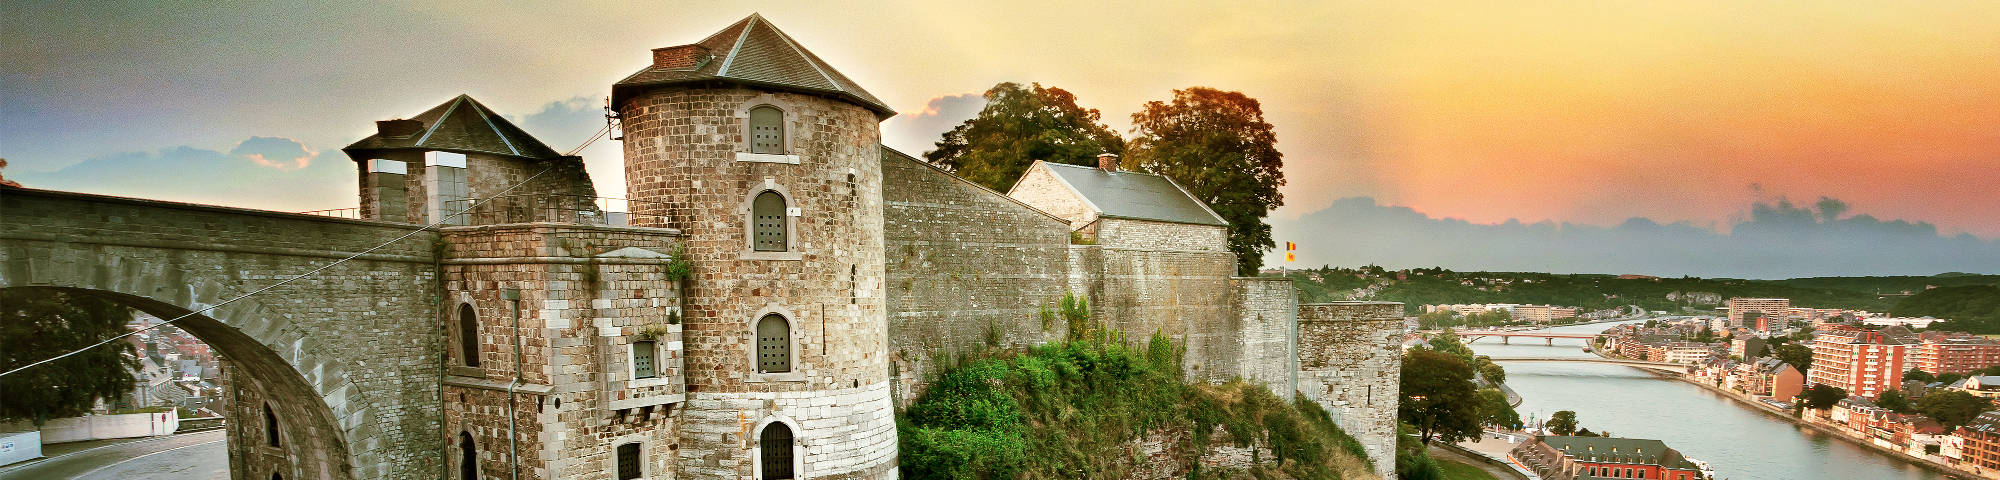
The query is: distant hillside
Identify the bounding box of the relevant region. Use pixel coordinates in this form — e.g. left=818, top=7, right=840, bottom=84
left=1283, top=267, right=2000, bottom=316
left=1892, top=285, right=2000, bottom=333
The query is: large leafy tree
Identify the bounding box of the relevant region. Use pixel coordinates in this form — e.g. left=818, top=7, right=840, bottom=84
left=1918, top=390, right=1993, bottom=430
left=1799, top=384, right=1848, bottom=411
left=1477, top=388, right=1522, bottom=429
left=1, top=290, right=139, bottom=425
left=1127, top=87, right=1285, bottom=275
left=924, top=82, right=1125, bottom=192
left=1399, top=349, right=1482, bottom=444
left=1773, top=344, right=1814, bottom=371
left=1545, top=410, right=1579, bottom=436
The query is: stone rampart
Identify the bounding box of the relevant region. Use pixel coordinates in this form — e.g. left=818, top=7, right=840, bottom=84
left=1298, top=302, right=1405, bottom=476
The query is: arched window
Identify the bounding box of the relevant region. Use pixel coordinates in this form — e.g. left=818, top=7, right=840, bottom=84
left=272, top=474, right=283, bottom=480
left=616, top=442, right=642, bottom=479
left=459, top=432, right=478, bottom=480
left=760, top=422, right=795, bottom=479
left=756, top=314, right=791, bottom=373
left=752, top=191, right=787, bottom=252
left=748, top=105, right=784, bottom=154
left=459, top=303, right=480, bottom=367
left=263, top=403, right=280, bottom=447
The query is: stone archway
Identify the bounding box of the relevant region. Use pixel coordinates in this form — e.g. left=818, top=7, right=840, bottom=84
left=4, top=280, right=359, bottom=479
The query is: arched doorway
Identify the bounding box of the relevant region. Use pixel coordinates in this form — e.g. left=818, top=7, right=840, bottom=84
left=2, top=286, right=354, bottom=479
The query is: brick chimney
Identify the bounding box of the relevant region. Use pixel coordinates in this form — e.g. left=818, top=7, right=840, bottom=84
left=1097, top=153, right=1120, bottom=172
left=376, top=119, right=423, bottom=138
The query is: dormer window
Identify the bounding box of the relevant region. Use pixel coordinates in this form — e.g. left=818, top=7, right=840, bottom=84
left=749, top=106, right=784, bottom=154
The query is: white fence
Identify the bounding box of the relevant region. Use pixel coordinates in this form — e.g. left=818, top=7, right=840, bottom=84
left=37, top=410, right=179, bottom=443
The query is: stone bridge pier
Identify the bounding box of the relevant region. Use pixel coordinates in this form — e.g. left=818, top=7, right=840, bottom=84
left=1, top=188, right=446, bottom=479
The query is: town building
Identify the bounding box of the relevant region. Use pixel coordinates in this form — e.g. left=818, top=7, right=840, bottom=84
left=1810, top=328, right=1909, bottom=398
left=1910, top=334, right=2000, bottom=375
left=1662, top=343, right=1715, bottom=365
left=1730, top=336, right=1766, bottom=359
left=1509, top=436, right=1704, bottom=480
left=1954, top=411, right=2000, bottom=474
left=1511, top=304, right=1580, bottom=323
left=1728, top=297, right=1791, bottom=325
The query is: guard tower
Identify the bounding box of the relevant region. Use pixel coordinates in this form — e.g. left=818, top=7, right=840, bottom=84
left=612, top=14, right=900, bottom=479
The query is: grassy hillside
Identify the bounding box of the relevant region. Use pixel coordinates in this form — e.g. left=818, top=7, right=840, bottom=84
left=898, top=334, right=1376, bottom=479
left=1285, top=266, right=2000, bottom=316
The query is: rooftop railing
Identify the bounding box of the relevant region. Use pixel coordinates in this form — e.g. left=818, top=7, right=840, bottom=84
left=452, top=193, right=670, bottom=228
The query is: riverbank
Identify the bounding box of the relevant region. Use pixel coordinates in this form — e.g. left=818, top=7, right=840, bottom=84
left=1612, top=357, right=1981, bottom=479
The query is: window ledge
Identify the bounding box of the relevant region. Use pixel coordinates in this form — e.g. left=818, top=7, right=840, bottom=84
left=629, top=376, right=673, bottom=388
left=735, top=152, right=800, bottom=164
left=746, top=371, right=808, bottom=383
left=740, top=251, right=804, bottom=261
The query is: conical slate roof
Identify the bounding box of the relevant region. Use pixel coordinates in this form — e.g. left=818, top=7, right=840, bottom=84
left=343, top=94, right=565, bottom=161
left=611, top=13, right=895, bottom=118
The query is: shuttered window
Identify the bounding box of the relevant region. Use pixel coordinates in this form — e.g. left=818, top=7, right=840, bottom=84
left=761, top=422, right=795, bottom=479
left=757, top=314, right=791, bottom=373
left=749, top=106, right=784, bottom=154
left=752, top=191, right=787, bottom=252
left=632, top=341, right=656, bottom=379
left=616, top=442, right=641, bottom=479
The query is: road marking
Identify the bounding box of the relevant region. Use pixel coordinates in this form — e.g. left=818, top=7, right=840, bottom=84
left=72, top=437, right=224, bottom=479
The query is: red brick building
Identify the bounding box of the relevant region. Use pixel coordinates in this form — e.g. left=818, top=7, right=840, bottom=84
left=1510, top=436, right=1704, bottom=480
left=1811, top=328, right=1908, bottom=398
left=1911, top=333, right=2000, bottom=375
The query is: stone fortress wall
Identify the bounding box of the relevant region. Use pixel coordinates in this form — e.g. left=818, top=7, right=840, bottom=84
left=880, top=153, right=1404, bottom=472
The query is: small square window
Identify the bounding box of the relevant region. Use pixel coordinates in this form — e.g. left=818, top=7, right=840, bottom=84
left=633, top=341, right=656, bottom=380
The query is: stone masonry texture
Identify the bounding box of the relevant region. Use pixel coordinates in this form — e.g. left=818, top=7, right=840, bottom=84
left=1297, top=302, right=1406, bottom=476
left=0, top=37, right=1405, bottom=478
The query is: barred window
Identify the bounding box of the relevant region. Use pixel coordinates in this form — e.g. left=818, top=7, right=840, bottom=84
left=757, top=314, right=791, bottom=373
left=752, top=191, right=787, bottom=252
left=749, top=105, right=784, bottom=154
left=632, top=341, right=657, bottom=379
left=616, top=442, right=641, bottom=479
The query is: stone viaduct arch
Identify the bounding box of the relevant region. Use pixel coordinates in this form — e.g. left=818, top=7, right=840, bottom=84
left=1, top=187, right=445, bottom=479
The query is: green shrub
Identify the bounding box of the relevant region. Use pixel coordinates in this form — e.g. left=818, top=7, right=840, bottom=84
left=900, top=329, right=1375, bottom=479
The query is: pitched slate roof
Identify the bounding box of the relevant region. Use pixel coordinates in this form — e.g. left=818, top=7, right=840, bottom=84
left=1537, top=436, right=1699, bottom=470
left=343, top=95, right=564, bottom=161
left=1028, top=161, right=1228, bottom=227
left=611, top=14, right=894, bottom=118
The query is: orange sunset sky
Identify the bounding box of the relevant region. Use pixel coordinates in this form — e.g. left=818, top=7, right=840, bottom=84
left=3, top=1, right=1997, bottom=238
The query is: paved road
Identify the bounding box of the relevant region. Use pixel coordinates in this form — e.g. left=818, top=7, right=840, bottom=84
left=0, top=429, right=227, bottom=480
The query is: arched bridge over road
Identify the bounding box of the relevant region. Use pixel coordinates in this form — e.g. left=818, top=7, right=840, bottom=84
left=1, top=187, right=445, bottom=479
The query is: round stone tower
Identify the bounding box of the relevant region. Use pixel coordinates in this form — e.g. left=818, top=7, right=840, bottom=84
left=612, top=14, right=899, bottom=479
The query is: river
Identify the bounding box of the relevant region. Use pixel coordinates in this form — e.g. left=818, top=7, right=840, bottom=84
left=1472, top=319, right=1950, bottom=480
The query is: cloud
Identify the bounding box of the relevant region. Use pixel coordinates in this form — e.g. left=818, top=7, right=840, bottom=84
left=227, top=136, right=314, bottom=169
left=11, top=140, right=353, bottom=213
left=507, top=96, right=624, bottom=199
left=880, top=92, right=985, bottom=156
left=1270, top=196, right=2000, bottom=279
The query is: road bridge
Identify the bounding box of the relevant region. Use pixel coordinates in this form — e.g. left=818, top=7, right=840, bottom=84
left=3, top=187, right=445, bottom=479
left=1423, top=329, right=1605, bottom=345
left=1488, top=356, right=1691, bottom=373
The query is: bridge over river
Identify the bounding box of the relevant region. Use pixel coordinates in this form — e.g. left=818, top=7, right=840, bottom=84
left=1486, top=356, right=1690, bottom=373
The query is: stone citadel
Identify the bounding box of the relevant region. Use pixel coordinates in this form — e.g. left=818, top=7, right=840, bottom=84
left=0, top=13, right=1401, bottom=480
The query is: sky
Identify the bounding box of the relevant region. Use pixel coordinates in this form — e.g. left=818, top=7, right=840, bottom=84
left=4, top=2, right=1996, bottom=277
